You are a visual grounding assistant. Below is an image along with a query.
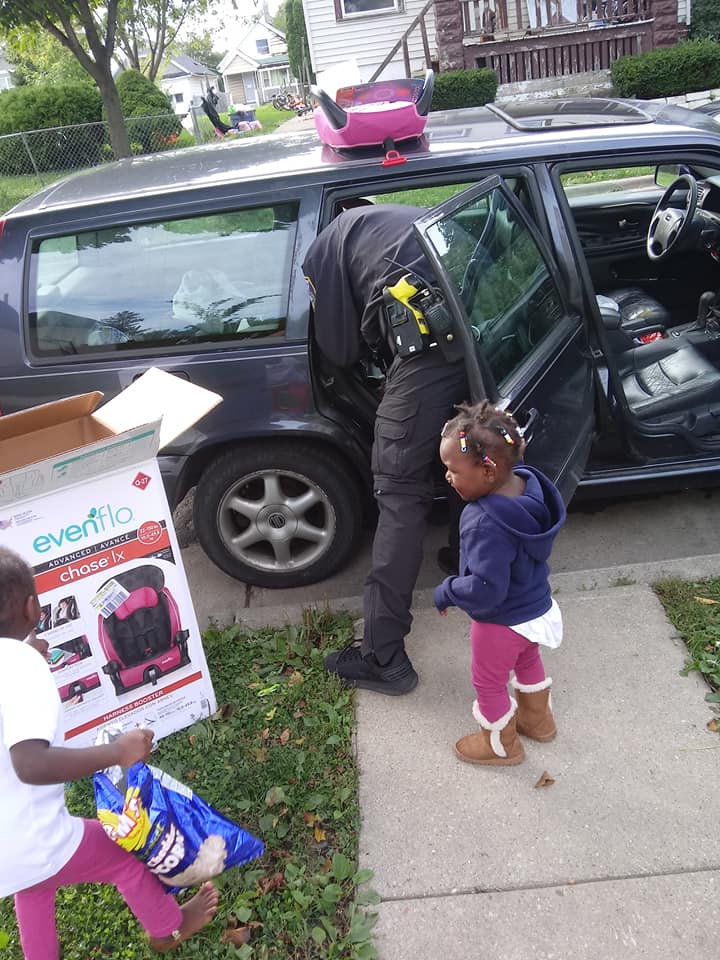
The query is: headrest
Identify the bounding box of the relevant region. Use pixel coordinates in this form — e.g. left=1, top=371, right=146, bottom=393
left=113, top=586, right=159, bottom=620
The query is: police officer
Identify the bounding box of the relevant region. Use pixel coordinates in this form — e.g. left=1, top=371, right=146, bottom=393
left=303, top=203, right=468, bottom=695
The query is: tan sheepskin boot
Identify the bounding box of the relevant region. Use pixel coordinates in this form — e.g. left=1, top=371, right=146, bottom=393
left=511, top=676, right=557, bottom=742
left=454, top=698, right=525, bottom=766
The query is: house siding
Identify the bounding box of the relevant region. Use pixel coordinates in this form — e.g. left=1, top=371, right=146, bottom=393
left=303, top=0, right=437, bottom=82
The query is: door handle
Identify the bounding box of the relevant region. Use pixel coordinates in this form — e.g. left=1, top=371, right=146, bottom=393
left=516, top=407, right=540, bottom=443
left=132, top=369, right=190, bottom=383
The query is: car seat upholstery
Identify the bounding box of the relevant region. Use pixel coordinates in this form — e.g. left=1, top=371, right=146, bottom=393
left=599, top=287, right=671, bottom=334
left=619, top=339, right=720, bottom=418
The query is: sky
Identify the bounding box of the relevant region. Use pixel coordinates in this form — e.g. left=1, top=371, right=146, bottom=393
left=188, top=0, right=284, bottom=40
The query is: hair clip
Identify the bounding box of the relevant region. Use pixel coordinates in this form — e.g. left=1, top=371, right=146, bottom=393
left=482, top=455, right=496, bottom=468
left=498, top=426, right=515, bottom=445
left=459, top=429, right=468, bottom=454
left=440, top=421, right=450, bottom=438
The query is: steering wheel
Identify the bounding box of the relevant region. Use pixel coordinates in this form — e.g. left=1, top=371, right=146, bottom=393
left=646, top=174, right=698, bottom=261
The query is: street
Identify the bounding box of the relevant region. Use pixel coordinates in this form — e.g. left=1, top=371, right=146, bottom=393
left=179, top=484, right=720, bottom=627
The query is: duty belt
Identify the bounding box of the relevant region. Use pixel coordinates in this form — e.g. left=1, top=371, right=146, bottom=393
left=382, top=273, right=464, bottom=362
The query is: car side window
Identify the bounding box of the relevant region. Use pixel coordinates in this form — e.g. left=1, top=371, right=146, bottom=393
left=28, top=203, right=299, bottom=357
left=422, top=184, right=563, bottom=387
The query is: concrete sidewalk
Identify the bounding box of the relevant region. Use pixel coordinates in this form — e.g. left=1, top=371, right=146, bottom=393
left=181, top=540, right=720, bottom=957
left=355, top=585, right=720, bottom=959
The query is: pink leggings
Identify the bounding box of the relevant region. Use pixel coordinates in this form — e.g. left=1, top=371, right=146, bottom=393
left=471, top=620, right=546, bottom=722
left=14, top=818, right=182, bottom=960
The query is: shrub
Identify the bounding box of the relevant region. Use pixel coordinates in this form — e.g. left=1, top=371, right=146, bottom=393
left=0, top=82, right=103, bottom=174
left=690, top=0, right=720, bottom=41
left=611, top=39, right=720, bottom=99
left=0, top=81, right=102, bottom=135
left=114, top=70, right=181, bottom=153
left=430, top=68, right=498, bottom=111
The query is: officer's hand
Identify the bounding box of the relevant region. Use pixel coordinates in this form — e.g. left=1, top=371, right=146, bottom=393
left=438, top=608, right=448, bottom=617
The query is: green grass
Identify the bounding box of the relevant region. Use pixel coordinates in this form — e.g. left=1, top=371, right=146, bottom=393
left=655, top=578, right=720, bottom=724
left=0, top=609, right=379, bottom=959
left=0, top=169, right=70, bottom=215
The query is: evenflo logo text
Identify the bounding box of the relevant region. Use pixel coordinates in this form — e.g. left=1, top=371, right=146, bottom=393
left=33, top=504, right=134, bottom=554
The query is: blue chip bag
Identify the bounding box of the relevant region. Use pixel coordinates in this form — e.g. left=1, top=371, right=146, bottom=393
left=94, top=762, right=264, bottom=888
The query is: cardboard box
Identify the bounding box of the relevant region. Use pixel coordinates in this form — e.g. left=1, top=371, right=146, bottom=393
left=0, top=369, right=222, bottom=747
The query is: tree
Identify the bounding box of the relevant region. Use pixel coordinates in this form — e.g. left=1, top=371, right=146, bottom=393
left=114, top=0, right=217, bottom=83
left=180, top=30, right=223, bottom=72
left=283, top=0, right=312, bottom=84
left=0, top=0, right=131, bottom=158
left=3, top=24, right=89, bottom=85
left=0, top=0, right=218, bottom=159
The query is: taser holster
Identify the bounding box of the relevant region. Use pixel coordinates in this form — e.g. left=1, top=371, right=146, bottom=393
left=382, top=273, right=464, bottom=362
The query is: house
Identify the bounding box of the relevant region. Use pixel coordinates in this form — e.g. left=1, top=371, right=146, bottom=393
left=302, top=0, right=691, bottom=88
left=302, top=0, right=437, bottom=84
left=160, top=54, right=219, bottom=114
left=0, top=48, right=14, bottom=91
left=218, top=19, right=296, bottom=106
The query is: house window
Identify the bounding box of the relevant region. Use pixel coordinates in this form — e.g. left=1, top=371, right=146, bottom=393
left=174, top=92, right=184, bottom=103
left=338, top=0, right=399, bottom=17
left=256, top=38, right=270, bottom=55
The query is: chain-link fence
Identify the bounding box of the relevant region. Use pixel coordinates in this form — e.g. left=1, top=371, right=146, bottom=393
left=0, top=113, right=194, bottom=212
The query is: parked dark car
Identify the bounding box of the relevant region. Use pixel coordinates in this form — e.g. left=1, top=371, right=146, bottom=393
left=3, top=97, right=720, bottom=589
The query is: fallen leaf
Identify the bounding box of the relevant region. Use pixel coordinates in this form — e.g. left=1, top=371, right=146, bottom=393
left=314, top=825, right=327, bottom=842
left=707, top=718, right=720, bottom=733
left=279, top=728, right=290, bottom=745
left=694, top=596, right=719, bottom=604
left=535, top=770, right=555, bottom=788
left=293, top=709, right=304, bottom=719
left=261, top=728, right=270, bottom=741
left=184, top=770, right=197, bottom=781
left=188, top=735, right=196, bottom=746
left=220, top=927, right=251, bottom=946
left=258, top=871, right=285, bottom=894
left=288, top=671, right=304, bottom=686
left=304, top=811, right=317, bottom=826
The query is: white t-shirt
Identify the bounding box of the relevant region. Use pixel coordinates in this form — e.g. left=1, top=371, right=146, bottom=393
left=0, top=637, right=84, bottom=898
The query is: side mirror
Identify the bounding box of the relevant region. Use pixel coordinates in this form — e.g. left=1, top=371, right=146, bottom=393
left=655, top=163, right=689, bottom=188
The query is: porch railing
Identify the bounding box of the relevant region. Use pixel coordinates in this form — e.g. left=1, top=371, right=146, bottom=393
left=461, top=0, right=650, bottom=37
left=470, top=20, right=649, bottom=81
left=369, top=0, right=435, bottom=82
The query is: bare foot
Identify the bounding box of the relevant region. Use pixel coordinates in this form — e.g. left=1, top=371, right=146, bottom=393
left=150, top=882, right=219, bottom=952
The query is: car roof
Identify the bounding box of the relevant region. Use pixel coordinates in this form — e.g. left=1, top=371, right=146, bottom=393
left=8, top=97, right=720, bottom=219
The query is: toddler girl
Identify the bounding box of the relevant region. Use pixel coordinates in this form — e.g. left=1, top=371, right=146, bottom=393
left=434, top=402, right=566, bottom=765
left=0, top=545, right=219, bottom=959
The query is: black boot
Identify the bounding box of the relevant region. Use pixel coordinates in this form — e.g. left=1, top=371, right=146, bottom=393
left=324, top=641, right=418, bottom=695
left=437, top=546, right=459, bottom=576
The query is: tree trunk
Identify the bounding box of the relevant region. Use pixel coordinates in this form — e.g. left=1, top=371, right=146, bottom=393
left=98, top=75, right=131, bottom=159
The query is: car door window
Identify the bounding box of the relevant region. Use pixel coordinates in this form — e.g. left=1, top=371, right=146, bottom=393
left=28, top=203, right=299, bottom=357
left=419, top=183, right=564, bottom=387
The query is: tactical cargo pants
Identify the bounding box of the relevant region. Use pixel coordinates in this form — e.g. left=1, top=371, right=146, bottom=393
left=362, top=350, right=468, bottom=666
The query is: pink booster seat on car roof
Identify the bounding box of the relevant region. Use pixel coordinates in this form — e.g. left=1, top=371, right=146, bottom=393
left=311, top=70, right=434, bottom=150
left=99, top=565, right=190, bottom=695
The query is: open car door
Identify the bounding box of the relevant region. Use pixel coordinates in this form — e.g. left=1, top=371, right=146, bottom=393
left=412, top=175, right=595, bottom=502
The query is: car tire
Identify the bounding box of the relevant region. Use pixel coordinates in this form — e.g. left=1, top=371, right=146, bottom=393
left=193, top=443, right=363, bottom=588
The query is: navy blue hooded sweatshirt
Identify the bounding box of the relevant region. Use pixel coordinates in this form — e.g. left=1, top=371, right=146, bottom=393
left=434, top=465, right=566, bottom=625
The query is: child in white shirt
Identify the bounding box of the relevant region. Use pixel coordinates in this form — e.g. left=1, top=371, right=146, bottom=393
left=0, top=546, right=218, bottom=958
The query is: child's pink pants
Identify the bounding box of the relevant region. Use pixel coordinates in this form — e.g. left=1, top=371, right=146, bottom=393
left=14, top=818, right=182, bottom=960
left=471, top=620, right=547, bottom=721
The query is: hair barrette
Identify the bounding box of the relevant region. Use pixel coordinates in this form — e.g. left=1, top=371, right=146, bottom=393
left=459, top=429, right=468, bottom=454
left=498, top=426, right=515, bottom=446
left=482, top=455, right=497, bottom=468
